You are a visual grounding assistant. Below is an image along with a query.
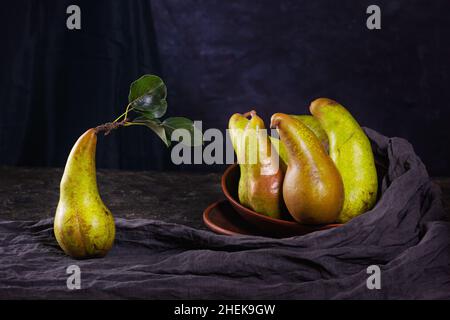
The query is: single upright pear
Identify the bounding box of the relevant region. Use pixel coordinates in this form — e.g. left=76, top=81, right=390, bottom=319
left=310, top=98, right=378, bottom=223
left=230, top=111, right=284, bottom=219
left=271, top=113, right=344, bottom=224
left=54, top=128, right=115, bottom=259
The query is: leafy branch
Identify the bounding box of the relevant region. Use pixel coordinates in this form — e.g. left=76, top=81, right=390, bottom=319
left=95, top=75, right=200, bottom=147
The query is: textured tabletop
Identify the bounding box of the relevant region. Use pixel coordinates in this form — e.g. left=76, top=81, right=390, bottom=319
left=0, top=167, right=224, bottom=230
left=0, top=167, right=448, bottom=229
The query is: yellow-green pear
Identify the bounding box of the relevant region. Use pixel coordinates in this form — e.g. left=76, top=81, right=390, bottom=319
left=54, top=128, right=115, bottom=259
left=229, top=111, right=284, bottom=218
left=289, top=115, right=329, bottom=151
left=310, top=98, right=378, bottom=223
left=269, top=115, right=328, bottom=167
left=228, top=111, right=251, bottom=151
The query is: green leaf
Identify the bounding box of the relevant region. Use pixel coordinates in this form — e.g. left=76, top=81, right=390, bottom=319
left=138, top=119, right=170, bottom=147
left=128, top=75, right=167, bottom=119
left=162, top=117, right=202, bottom=147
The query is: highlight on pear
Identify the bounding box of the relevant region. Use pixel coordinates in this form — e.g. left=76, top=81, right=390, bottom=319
left=54, top=128, right=115, bottom=259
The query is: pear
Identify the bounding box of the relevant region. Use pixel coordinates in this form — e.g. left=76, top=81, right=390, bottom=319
left=310, top=98, right=378, bottom=223
left=54, top=128, right=115, bottom=259
left=271, top=113, right=344, bottom=224
left=229, top=111, right=284, bottom=219
left=269, top=115, right=328, bottom=166
left=228, top=111, right=251, bottom=151
left=268, top=136, right=289, bottom=168
left=289, top=115, right=329, bottom=151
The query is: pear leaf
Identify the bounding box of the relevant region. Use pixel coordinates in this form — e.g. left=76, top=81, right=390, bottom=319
left=128, top=75, right=167, bottom=119
left=140, top=119, right=170, bottom=147
left=162, top=117, right=202, bottom=147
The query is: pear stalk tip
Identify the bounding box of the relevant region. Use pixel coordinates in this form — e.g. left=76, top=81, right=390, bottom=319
left=243, top=110, right=256, bottom=119
left=94, top=119, right=128, bottom=136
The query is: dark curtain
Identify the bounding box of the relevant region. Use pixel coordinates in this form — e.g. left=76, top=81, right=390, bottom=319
left=0, top=0, right=170, bottom=171
left=1, top=0, right=450, bottom=174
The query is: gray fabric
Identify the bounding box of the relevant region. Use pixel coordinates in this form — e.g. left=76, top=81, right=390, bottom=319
left=0, top=128, right=449, bottom=299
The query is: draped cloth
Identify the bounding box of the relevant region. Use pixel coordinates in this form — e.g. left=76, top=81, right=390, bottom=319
left=0, top=129, right=448, bottom=299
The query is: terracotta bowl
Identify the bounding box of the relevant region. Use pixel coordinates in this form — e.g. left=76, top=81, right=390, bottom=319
left=221, top=164, right=342, bottom=237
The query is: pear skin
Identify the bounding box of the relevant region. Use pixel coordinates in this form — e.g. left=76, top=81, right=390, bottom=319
left=268, top=136, right=289, bottom=168
left=269, top=115, right=328, bottom=167
left=289, top=115, right=329, bottom=151
left=310, top=98, right=378, bottom=223
left=271, top=113, right=344, bottom=224
left=54, top=128, right=115, bottom=259
left=230, top=111, right=284, bottom=218
left=228, top=111, right=251, bottom=151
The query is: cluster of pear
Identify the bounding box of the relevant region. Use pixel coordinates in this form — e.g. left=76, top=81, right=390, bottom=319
left=229, top=98, right=378, bottom=225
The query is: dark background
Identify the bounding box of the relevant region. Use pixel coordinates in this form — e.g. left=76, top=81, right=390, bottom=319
left=0, top=0, right=449, bottom=175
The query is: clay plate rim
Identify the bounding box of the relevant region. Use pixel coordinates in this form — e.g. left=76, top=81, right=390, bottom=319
left=202, top=200, right=242, bottom=236
left=221, top=163, right=342, bottom=229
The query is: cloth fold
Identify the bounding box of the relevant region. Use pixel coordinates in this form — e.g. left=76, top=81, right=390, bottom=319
left=0, top=129, right=449, bottom=299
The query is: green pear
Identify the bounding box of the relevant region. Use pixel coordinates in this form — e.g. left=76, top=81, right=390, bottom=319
left=271, top=113, right=344, bottom=224
left=54, top=128, right=115, bottom=259
left=310, top=98, right=378, bottom=223
left=268, top=136, right=289, bottom=168
left=228, top=111, right=251, bottom=151
left=269, top=115, right=328, bottom=167
left=289, top=115, right=329, bottom=151
left=229, top=111, right=284, bottom=218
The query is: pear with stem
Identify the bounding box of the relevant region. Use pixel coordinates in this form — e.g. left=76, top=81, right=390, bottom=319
left=54, top=128, right=115, bottom=259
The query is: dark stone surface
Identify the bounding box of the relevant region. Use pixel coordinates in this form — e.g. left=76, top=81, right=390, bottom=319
left=0, top=166, right=448, bottom=229
left=0, top=167, right=223, bottom=230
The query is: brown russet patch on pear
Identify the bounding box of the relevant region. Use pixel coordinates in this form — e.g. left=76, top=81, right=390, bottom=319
left=54, top=128, right=115, bottom=259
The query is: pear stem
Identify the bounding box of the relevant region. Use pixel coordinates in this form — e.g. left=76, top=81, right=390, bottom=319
left=95, top=119, right=129, bottom=136
left=112, top=103, right=134, bottom=123
left=243, top=110, right=256, bottom=119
